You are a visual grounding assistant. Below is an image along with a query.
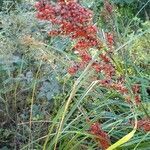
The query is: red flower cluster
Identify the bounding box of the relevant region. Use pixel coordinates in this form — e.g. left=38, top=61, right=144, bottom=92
left=131, top=118, right=150, bottom=132
left=35, top=0, right=104, bottom=73
left=89, top=122, right=110, bottom=150
left=68, top=65, right=79, bottom=75
left=99, top=79, right=141, bottom=105
left=100, top=54, right=111, bottom=63
left=132, top=84, right=141, bottom=105
left=105, top=32, right=114, bottom=51
left=35, top=0, right=142, bottom=105
left=137, top=119, right=150, bottom=132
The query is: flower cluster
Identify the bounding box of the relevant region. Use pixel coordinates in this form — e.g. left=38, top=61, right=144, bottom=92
left=104, top=0, right=113, bottom=14
left=132, top=84, right=141, bottom=105
left=89, top=122, right=110, bottom=150
left=35, top=0, right=142, bottom=102
left=105, top=32, right=114, bottom=51
left=35, top=0, right=104, bottom=74
left=131, top=118, right=150, bottom=132
left=137, top=118, right=150, bottom=132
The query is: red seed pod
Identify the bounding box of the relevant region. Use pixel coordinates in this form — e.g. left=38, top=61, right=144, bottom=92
left=100, top=54, right=110, bottom=63
left=68, top=65, right=78, bottom=75
left=104, top=0, right=113, bottom=14
left=134, top=94, right=141, bottom=105
left=132, top=84, right=140, bottom=94
left=106, top=32, right=114, bottom=46
left=48, top=30, right=61, bottom=36
left=92, top=63, right=102, bottom=72
left=131, top=119, right=150, bottom=132
left=80, top=52, right=92, bottom=62
left=89, top=122, right=111, bottom=150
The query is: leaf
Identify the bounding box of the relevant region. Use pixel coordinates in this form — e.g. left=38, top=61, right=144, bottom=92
left=106, top=118, right=137, bottom=150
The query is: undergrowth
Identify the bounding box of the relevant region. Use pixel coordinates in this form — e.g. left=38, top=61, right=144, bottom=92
left=0, top=0, right=150, bottom=150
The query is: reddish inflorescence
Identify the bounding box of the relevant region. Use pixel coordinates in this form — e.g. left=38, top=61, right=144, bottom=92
left=105, top=32, right=114, bottom=51
left=131, top=118, right=150, bottom=132
left=137, top=119, right=150, bottom=132
left=35, top=0, right=102, bottom=72
left=89, top=122, right=111, bottom=150
left=34, top=0, right=115, bottom=76
left=132, top=84, right=141, bottom=105
left=104, top=0, right=113, bottom=14
left=35, top=0, right=142, bottom=103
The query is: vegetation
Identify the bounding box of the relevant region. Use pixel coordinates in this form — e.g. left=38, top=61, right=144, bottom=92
left=0, top=0, right=150, bottom=150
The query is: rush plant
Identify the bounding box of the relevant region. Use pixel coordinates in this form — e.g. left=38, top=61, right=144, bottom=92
left=34, top=0, right=149, bottom=150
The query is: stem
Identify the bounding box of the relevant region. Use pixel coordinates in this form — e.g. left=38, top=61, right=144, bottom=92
left=29, top=61, right=42, bottom=149
left=53, top=61, right=94, bottom=150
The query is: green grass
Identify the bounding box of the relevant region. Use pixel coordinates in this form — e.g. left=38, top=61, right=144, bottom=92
left=0, top=0, right=150, bottom=150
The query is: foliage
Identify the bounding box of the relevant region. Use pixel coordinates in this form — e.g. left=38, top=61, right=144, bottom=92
left=0, top=3, right=64, bottom=149
left=129, top=21, right=150, bottom=68
left=0, top=0, right=150, bottom=150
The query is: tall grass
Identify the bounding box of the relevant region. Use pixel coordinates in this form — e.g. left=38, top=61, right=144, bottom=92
left=0, top=0, right=150, bottom=150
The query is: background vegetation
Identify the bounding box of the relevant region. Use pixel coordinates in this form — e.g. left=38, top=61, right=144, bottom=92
left=0, top=0, right=149, bottom=150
